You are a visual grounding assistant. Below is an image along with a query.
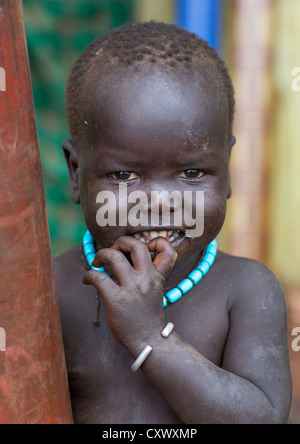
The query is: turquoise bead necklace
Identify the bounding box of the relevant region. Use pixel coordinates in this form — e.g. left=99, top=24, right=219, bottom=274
left=82, top=230, right=217, bottom=307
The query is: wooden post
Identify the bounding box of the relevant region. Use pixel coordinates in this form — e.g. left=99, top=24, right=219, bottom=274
left=0, top=0, right=73, bottom=424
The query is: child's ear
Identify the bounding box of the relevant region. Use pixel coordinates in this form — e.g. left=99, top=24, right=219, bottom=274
left=62, top=139, right=80, bottom=204
left=227, top=135, right=236, bottom=199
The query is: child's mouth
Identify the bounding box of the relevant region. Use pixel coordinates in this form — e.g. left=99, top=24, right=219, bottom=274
left=132, top=229, right=185, bottom=247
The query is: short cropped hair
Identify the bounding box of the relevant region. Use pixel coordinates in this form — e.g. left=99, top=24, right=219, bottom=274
left=65, top=21, right=235, bottom=146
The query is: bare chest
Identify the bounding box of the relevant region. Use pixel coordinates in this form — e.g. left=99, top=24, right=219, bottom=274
left=64, top=288, right=229, bottom=424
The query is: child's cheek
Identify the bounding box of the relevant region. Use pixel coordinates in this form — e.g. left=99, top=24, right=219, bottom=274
left=203, top=193, right=227, bottom=235
left=95, top=188, right=144, bottom=228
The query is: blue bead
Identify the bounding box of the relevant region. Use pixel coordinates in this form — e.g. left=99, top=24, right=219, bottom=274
left=203, top=252, right=215, bottom=266
left=83, top=231, right=93, bottom=245
left=163, top=296, right=168, bottom=307
left=206, top=240, right=217, bottom=256
left=84, top=243, right=96, bottom=255
left=86, top=253, right=95, bottom=266
left=207, top=248, right=217, bottom=258
left=177, top=278, right=194, bottom=295
left=211, top=239, right=217, bottom=247
left=188, top=269, right=203, bottom=285
left=165, top=287, right=183, bottom=303
left=92, top=265, right=107, bottom=274
left=197, top=260, right=210, bottom=276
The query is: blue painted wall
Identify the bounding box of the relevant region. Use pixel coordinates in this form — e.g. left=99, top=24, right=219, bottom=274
left=176, top=0, right=224, bottom=53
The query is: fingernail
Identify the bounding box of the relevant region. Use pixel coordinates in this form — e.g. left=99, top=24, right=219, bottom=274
left=82, top=273, right=91, bottom=285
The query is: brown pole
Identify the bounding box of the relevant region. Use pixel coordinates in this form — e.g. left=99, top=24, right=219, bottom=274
left=0, top=0, right=73, bottom=423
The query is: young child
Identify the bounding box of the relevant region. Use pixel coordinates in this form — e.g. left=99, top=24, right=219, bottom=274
left=54, top=22, right=292, bottom=424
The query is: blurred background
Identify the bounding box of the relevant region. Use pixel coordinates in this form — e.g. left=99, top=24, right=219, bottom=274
left=22, top=0, right=300, bottom=423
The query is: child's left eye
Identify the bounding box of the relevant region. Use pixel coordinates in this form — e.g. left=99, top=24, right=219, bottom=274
left=178, top=169, right=205, bottom=179
left=110, top=171, right=138, bottom=181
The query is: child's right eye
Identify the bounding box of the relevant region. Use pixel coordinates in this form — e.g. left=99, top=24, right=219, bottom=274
left=110, top=172, right=138, bottom=181
left=178, top=169, right=205, bottom=179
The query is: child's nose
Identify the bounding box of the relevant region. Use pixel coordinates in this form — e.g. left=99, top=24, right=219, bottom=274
left=144, top=190, right=183, bottom=226
left=148, top=190, right=181, bottom=210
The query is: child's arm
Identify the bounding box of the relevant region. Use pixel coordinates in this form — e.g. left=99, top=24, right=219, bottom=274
left=83, top=237, right=291, bottom=424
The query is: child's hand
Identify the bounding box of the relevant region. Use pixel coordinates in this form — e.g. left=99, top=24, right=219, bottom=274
left=83, top=236, right=177, bottom=352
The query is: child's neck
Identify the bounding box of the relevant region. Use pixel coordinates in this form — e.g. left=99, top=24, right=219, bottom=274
left=163, top=249, right=204, bottom=292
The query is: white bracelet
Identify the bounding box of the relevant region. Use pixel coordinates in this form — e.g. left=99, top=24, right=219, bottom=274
left=131, top=345, right=153, bottom=373
left=161, top=322, right=174, bottom=338
left=130, top=322, right=174, bottom=372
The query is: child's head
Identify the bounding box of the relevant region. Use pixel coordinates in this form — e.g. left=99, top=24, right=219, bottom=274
left=65, top=22, right=235, bottom=149
left=63, top=22, right=236, bottom=263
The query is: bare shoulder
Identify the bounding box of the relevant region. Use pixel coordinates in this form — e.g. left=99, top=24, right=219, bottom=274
left=215, top=250, right=286, bottom=314
left=53, top=246, right=84, bottom=292
left=53, top=246, right=83, bottom=278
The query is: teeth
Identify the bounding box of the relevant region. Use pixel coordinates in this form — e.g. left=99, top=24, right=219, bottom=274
left=149, top=230, right=174, bottom=239
left=133, top=230, right=182, bottom=244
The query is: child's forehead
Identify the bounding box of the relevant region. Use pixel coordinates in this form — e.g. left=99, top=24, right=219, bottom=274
left=84, top=65, right=228, bottom=151
left=89, top=65, right=223, bottom=112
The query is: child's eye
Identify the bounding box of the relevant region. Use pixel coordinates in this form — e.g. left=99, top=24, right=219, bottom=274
left=110, top=171, right=138, bottom=181
left=178, top=169, right=205, bottom=179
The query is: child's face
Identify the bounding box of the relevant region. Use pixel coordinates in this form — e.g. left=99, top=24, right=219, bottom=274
left=67, top=66, right=233, bottom=264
